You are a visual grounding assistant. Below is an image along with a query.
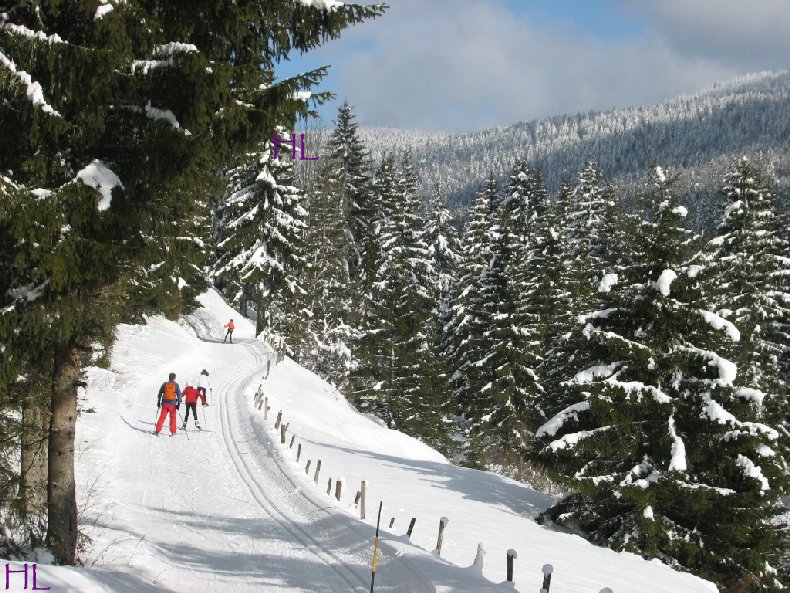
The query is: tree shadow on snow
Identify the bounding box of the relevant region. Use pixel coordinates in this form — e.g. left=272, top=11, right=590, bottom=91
left=295, top=438, right=553, bottom=520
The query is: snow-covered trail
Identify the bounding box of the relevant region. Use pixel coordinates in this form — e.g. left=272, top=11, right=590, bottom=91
left=75, top=294, right=429, bottom=593
left=61, top=290, right=718, bottom=593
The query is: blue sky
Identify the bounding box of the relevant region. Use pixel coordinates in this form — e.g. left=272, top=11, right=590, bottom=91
left=280, top=0, right=790, bottom=132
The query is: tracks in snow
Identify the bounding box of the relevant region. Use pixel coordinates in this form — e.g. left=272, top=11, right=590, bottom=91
left=216, top=341, right=368, bottom=592
left=216, top=340, right=434, bottom=593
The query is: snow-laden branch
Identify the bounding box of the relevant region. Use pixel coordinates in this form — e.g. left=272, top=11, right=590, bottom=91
left=547, top=426, right=612, bottom=452
left=1, top=20, right=67, bottom=44
left=76, top=160, right=123, bottom=211
left=536, top=401, right=590, bottom=438
left=668, top=415, right=687, bottom=471
left=95, top=0, right=127, bottom=20
left=698, top=310, right=740, bottom=342
left=114, top=102, right=191, bottom=135
left=293, top=0, right=345, bottom=11
left=736, top=454, right=770, bottom=493
left=133, top=42, right=199, bottom=75
left=0, top=50, right=61, bottom=116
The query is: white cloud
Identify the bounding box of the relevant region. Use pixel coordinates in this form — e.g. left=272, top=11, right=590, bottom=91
left=315, top=0, right=787, bottom=132
left=642, top=0, right=790, bottom=70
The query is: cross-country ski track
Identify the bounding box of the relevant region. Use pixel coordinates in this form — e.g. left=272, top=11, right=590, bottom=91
left=15, top=289, right=716, bottom=593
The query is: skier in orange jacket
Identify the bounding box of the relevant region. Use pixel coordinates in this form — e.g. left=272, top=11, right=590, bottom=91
left=155, top=372, right=182, bottom=436
left=222, top=319, right=235, bottom=343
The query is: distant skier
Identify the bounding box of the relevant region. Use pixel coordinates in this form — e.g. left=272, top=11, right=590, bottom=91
left=222, top=319, right=235, bottom=343
left=181, top=384, right=202, bottom=430
left=196, top=368, right=212, bottom=406
left=155, top=372, right=182, bottom=436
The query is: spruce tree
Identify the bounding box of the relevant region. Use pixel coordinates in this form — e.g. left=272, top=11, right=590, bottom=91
left=299, top=157, right=358, bottom=391
left=705, top=158, right=789, bottom=433
left=0, top=0, right=384, bottom=563
left=537, top=167, right=788, bottom=591
left=214, top=139, right=309, bottom=348
left=353, top=152, right=441, bottom=439
left=323, top=101, right=373, bottom=286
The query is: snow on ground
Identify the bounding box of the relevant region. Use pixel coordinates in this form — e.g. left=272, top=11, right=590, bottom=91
left=7, top=290, right=718, bottom=592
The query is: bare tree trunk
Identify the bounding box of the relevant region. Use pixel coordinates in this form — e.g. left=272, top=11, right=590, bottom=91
left=47, top=339, right=79, bottom=565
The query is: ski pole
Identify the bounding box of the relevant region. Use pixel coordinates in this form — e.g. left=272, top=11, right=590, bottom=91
left=370, top=501, right=382, bottom=593
left=178, top=410, right=190, bottom=440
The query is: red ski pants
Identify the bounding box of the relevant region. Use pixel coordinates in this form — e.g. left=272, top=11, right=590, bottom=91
left=156, top=404, right=178, bottom=434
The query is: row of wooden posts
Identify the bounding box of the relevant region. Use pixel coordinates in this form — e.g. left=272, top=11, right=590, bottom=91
left=252, top=385, right=615, bottom=592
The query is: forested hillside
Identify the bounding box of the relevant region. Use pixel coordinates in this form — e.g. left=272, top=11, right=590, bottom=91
left=358, top=70, right=790, bottom=228
left=2, top=10, right=788, bottom=589
left=275, top=98, right=789, bottom=592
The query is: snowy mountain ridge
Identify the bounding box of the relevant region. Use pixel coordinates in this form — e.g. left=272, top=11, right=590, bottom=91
left=356, top=70, right=790, bottom=225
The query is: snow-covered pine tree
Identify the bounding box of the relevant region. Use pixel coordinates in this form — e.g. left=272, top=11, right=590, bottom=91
left=466, top=202, right=539, bottom=463
left=541, top=162, right=623, bottom=423
left=421, top=185, right=461, bottom=450
left=353, top=151, right=443, bottom=442
left=705, top=157, right=790, bottom=441
left=443, top=174, right=503, bottom=464
left=536, top=166, right=788, bottom=591
left=299, top=157, right=358, bottom=392
left=214, top=140, right=308, bottom=349
left=352, top=154, right=398, bottom=418
left=323, top=101, right=373, bottom=287
left=0, top=0, right=384, bottom=563
left=565, top=159, right=619, bottom=301
left=424, top=184, right=462, bottom=312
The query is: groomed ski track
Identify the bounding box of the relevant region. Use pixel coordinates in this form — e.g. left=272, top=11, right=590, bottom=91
left=216, top=340, right=432, bottom=593
left=77, top=298, right=432, bottom=593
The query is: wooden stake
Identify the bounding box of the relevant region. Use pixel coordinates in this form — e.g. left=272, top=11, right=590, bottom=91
left=360, top=480, right=366, bottom=519
left=506, top=549, right=517, bottom=582
left=296, top=443, right=302, bottom=462
left=388, top=518, right=395, bottom=528
left=264, top=397, right=268, bottom=420
left=327, top=478, right=332, bottom=496
left=313, top=460, right=321, bottom=484
left=435, top=517, right=449, bottom=556
left=406, top=517, right=416, bottom=539
left=289, top=435, right=295, bottom=448
left=274, top=410, right=282, bottom=429
left=305, top=459, right=311, bottom=475
left=335, top=479, right=342, bottom=501
left=541, top=564, right=554, bottom=593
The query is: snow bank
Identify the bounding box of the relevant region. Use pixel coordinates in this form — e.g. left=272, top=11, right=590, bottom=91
left=68, top=289, right=718, bottom=593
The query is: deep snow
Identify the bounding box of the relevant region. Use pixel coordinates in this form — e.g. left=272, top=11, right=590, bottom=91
left=5, top=290, right=718, bottom=592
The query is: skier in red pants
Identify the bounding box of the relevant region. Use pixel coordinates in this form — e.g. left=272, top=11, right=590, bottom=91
left=155, top=372, right=182, bottom=436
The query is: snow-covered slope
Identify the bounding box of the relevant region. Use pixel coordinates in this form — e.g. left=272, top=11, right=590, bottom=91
left=11, top=290, right=717, bottom=592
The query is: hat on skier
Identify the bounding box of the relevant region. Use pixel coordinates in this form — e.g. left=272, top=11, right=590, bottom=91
left=201, top=369, right=209, bottom=375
